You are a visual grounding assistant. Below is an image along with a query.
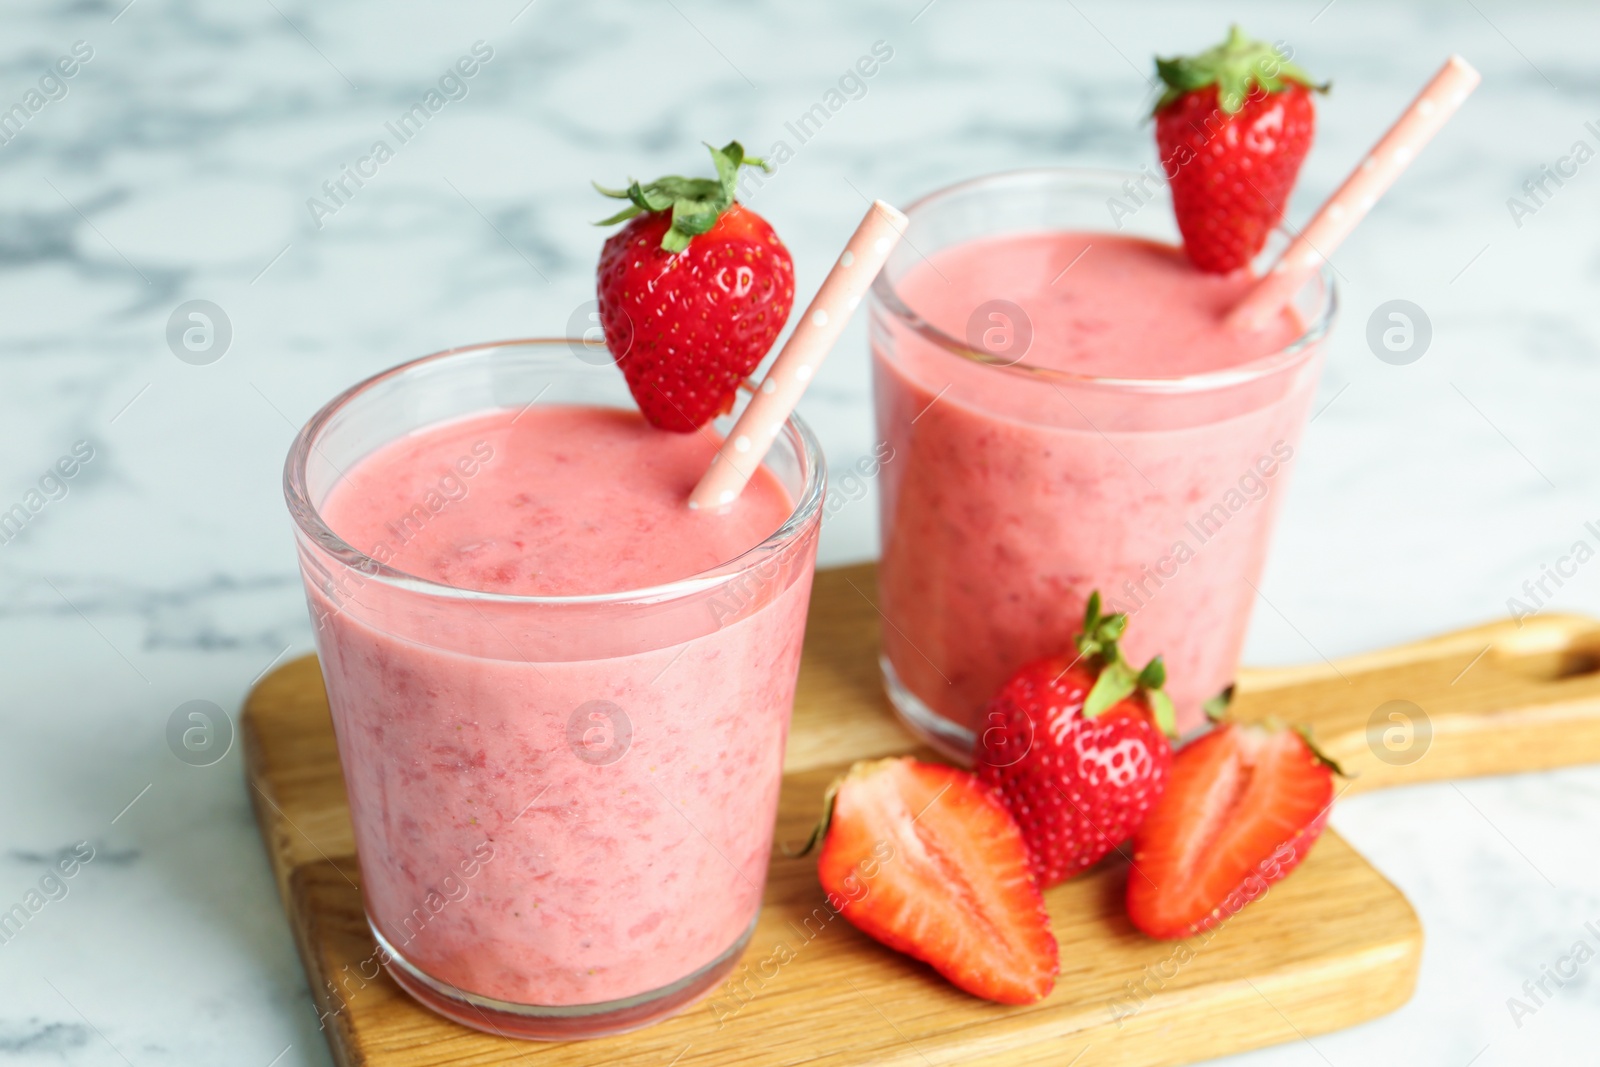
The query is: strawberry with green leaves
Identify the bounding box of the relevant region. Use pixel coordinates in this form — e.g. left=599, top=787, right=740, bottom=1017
left=976, top=593, right=1176, bottom=888
left=1154, top=26, right=1326, bottom=273
left=595, top=141, right=795, bottom=432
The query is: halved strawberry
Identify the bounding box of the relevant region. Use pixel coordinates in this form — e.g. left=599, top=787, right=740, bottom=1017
left=1126, top=721, right=1341, bottom=939
left=812, top=757, right=1059, bottom=1004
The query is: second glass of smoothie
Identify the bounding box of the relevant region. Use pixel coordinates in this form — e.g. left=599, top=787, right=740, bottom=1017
left=284, top=339, right=824, bottom=1038
left=871, top=169, right=1334, bottom=758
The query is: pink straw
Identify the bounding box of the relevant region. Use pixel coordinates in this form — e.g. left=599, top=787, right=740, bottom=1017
left=688, top=200, right=908, bottom=511
left=1227, top=55, right=1481, bottom=332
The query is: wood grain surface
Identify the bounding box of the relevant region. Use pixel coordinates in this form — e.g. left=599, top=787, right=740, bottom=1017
left=242, top=562, right=1600, bottom=1066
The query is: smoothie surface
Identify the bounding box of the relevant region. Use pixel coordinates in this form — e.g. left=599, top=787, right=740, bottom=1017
left=321, top=404, right=793, bottom=597
left=898, top=231, right=1305, bottom=379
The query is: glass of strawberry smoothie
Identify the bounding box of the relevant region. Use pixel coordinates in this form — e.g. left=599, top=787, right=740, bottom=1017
left=283, top=339, right=824, bottom=1039
left=870, top=169, right=1335, bottom=759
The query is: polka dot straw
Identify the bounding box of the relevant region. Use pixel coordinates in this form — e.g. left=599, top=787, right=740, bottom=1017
left=688, top=199, right=909, bottom=511
left=1227, top=55, right=1481, bottom=332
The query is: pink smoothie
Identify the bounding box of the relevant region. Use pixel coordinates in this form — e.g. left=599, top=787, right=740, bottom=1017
left=873, top=231, right=1323, bottom=744
left=307, top=404, right=816, bottom=1008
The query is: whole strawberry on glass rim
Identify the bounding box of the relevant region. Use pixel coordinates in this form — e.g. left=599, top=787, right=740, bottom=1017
left=976, top=593, right=1177, bottom=888
left=595, top=141, right=795, bottom=432
left=1154, top=26, right=1327, bottom=274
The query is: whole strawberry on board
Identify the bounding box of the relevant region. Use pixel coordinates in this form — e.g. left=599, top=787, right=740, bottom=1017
left=976, top=593, right=1177, bottom=888
left=1154, top=26, right=1326, bottom=274
left=1127, top=718, right=1344, bottom=939
left=595, top=141, right=796, bottom=432
left=805, top=757, right=1059, bottom=1004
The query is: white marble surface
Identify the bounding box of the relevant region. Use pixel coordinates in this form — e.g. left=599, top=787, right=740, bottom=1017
left=1, top=0, right=1597, bottom=1063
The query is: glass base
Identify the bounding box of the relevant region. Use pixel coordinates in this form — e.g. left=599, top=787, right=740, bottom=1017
left=371, top=916, right=757, bottom=1041
left=880, top=653, right=976, bottom=766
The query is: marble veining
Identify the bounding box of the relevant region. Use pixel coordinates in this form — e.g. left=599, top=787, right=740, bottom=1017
left=1, top=0, right=1598, bottom=1063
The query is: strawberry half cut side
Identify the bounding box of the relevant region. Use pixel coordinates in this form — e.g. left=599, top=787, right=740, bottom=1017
left=1126, top=721, right=1341, bottom=940
left=814, top=757, right=1059, bottom=1004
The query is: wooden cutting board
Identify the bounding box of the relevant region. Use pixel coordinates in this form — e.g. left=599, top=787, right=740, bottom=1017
left=242, top=563, right=1600, bottom=1067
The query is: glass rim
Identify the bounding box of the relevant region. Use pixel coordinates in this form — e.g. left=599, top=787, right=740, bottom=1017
left=282, top=337, right=826, bottom=607
left=869, top=166, right=1339, bottom=394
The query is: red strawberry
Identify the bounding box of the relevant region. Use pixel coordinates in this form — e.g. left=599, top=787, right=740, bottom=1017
left=595, top=141, right=795, bottom=432
left=810, top=757, right=1059, bottom=1004
left=1126, top=720, right=1343, bottom=939
left=1153, top=26, right=1326, bottom=273
left=976, top=593, right=1176, bottom=888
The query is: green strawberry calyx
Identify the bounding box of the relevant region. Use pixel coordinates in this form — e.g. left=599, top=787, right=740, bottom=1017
left=785, top=771, right=842, bottom=858
left=1153, top=25, right=1327, bottom=116
left=1076, top=591, right=1178, bottom=737
left=1210, top=712, right=1353, bottom=779
left=1292, top=724, right=1350, bottom=777
left=594, top=140, right=769, bottom=253
left=1203, top=685, right=1235, bottom=723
